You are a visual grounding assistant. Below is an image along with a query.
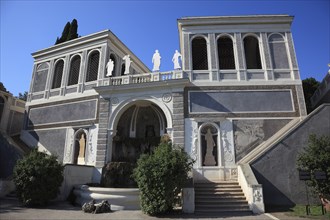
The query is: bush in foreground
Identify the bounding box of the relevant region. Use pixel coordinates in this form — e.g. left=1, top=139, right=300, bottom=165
left=133, top=142, right=193, bottom=215
left=13, top=149, right=64, bottom=206
left=297, top=134, right=330, bottom=198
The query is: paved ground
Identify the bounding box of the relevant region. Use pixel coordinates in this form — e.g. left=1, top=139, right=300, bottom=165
left=0, top=197, right=310, bottom=220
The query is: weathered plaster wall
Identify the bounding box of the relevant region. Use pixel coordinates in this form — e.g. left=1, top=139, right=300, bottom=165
left=233, top=119, right=291, bottom=161
left=29, top=128, right=67, bottom=162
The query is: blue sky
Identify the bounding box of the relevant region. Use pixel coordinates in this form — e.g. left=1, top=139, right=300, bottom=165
left=1, top=0, right=329, bottom=96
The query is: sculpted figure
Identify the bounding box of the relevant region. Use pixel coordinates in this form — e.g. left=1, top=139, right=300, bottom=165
left=152, top=50, right=161, bottom=72
left=106, top=58, right=114, bottom=76
left=172, top=50, right=182, bottom=69
left=123, top=55, right=132, bottom=75
left=204, top=128, right=217, bottom=166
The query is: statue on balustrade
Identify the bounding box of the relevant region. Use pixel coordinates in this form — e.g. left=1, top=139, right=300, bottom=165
left=152, top=50, right=161, bottom=72
left=123, top=55, right=132, bottom=75
left=172, top=50, right=182, bottom=70
left=106, top=58, right=114, bottom=76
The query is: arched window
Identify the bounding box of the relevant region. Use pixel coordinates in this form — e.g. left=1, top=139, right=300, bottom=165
left=52, top=60, right=64, bottom=89
left=86, top=51, right=100, bottom=82
left=268, top=34, right=289, bottom=69
left=121, top=63, right=126, bottom=76
left=192, top=37, right=208, bottom=70
left=200, top=124, right=219, bottom=167
left=110, top=54, right=116, bottom=76
left=73, top=129, right=87, bottom=165
left=244, top=36, right=262, bottom=69
left=217, top=36, right=235, bottom=69
left=33, top=63, right=49, bottom=92
left=68, top=55, right=81, bottom=86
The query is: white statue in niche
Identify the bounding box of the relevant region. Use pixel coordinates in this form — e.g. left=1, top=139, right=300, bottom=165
left=123, top=55, right=132, bottom=75
left=77, top=133, right=86, bottom=164
left=204, top=128, right=217, bottom=166
left=152, top=50, right=161, bottom=71
left=172, top=50, right=182, bottom=69
left=106, top=58, right=114, bottom=77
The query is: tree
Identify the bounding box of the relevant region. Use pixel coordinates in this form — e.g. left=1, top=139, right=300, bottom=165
left=302, top=77, right=320, bottom=114
left=67, top=19, right=78, bottom=41
left=133, top=142, right=193, bottom=215
left=55, top=19, right=79, bottom=45
left=0, top=82, right=9, bottom=93
left=17, top=91, right=28, bottom=101
left=13, top=149, right=64, bottom=206
left=55, top=22, right=71, bottom=45
left=297, top=134, right=330, bottom=198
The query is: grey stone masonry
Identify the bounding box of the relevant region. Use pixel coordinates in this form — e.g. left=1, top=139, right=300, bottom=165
left=235, top=33, right=245, bottom=71
left=209, top=34, right=217, bottom=70
left=261, top=33, right=273, bottom=80
left=296, top=85, right=307, bottom=116
left=96, top=97, right=110, bottom=167
left=172, top=92, right=185, bottom=147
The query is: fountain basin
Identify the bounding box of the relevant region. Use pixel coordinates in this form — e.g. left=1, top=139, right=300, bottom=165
left=73, top=185, right=140, bottom=210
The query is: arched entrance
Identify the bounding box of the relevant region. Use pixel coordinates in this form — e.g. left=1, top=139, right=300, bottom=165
left=111, top=101, right=167, bottom=162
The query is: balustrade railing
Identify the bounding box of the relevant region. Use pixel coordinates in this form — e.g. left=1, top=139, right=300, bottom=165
left=104, top=70, right=184, bottom=86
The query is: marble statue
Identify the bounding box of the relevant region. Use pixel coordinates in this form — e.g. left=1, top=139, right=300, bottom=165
left=123, top=55, right=132, bottom=75
left=204, top=128, right=217, bottom=166
left=172, top=50, right=182, bottom=69
left=152, top=50, right=161, bottom=72
left=106, top=58, right=114, bottom=76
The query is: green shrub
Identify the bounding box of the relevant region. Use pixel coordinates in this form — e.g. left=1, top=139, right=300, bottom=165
left=297, top=134, right=330, bottom=198
left=133, top=142, right=193, bottom=215
left=101, top=162, right=137, bottom=187
left=13, top=149, right=64, bottom=206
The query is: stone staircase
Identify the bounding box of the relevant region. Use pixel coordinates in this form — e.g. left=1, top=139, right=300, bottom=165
left=194, top=181, right=251, bottom=214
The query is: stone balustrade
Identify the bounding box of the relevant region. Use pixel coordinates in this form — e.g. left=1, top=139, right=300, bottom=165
left=103, top=70, right=184, bottom=86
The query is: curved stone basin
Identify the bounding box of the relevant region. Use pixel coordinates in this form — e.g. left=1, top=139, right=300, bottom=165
left=73, top=185, right=140, bottom=210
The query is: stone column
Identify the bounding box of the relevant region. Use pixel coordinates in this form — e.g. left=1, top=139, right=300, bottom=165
left=261, top=33, right=273, bottom=80
left=235, top=33, right=246, bottom=81
left=95, top=97, right=110, bottom=168
left=172, top=92, right=184, bottom=147
left=78, top=51, right=87, bottom=93
left=286, top=32, right=300, bottom=80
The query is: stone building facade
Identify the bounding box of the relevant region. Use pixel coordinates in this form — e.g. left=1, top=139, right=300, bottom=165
left=22, top=15, right=309, bottom=211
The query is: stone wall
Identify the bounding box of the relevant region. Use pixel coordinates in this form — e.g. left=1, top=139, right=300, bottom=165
left=251, top=104, right=330, bottom=207
left=29, top=129, right=67, bottom=162
left=233, top=119, right=291, bottom=161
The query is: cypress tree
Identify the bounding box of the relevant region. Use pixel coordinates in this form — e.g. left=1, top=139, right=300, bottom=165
left=55, top=22, right=71, bottom=45
left=55, top=37, right=60, bottom=45
left=67, top=19, right=78, bottom=41
left=60, top=22, right=71, bottom=43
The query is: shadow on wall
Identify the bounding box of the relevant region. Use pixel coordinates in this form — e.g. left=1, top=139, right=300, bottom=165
left=0, top=133, right=22, bottom=179
left=251, top=168, right=295, bottom=211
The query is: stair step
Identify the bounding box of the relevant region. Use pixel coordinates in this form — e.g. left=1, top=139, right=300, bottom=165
left=195, top=191, right=244, bottom=195
left=194, top=181, right=250, bottom=213
left=195, top=209, right=252, bottom=215
left=195, top=195, right=246, bottom=200
left=195, top=206, right=251, bottom=211
left=196, top=200, right=247, bottom=205
left=196, top=199, right=247, bottom=202
left=195, top=188, right=243, bottom=192
left=195, top=181, right=239, bottom=185
left=195, top=185, right=241, bottom=189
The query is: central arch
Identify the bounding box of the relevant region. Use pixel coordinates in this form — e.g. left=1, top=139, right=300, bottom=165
left=107, top=97, right=173, bottom=162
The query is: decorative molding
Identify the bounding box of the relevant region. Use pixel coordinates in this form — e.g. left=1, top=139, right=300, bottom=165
left=162, top=93, right=172, bottom=103
left=191, top=127, right=198, bottom=161
left=253, top=187, right=263, bottom=203
left=111, top=97, right=119, bottom=105
left=220, top=120, right=235, bottom=164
